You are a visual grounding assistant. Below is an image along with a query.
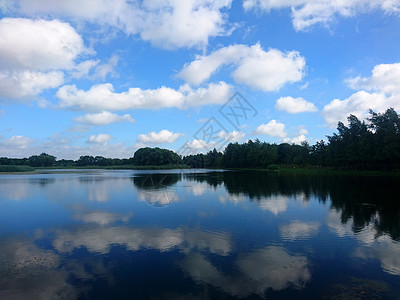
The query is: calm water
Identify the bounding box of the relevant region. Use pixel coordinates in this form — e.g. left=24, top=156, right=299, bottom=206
left=0, top=169, right=399, bottom=299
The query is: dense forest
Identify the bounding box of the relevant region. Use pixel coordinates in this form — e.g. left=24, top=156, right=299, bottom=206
left=1, top=108, right=400, bottom=171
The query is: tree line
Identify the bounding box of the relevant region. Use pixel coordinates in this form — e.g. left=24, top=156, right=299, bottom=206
left=1, top=108, right=400, bottom=171
left=183, top=108, right=400, bottom=171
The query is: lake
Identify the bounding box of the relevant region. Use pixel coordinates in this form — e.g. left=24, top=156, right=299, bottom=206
left=0, top=169, right=399, bottom=299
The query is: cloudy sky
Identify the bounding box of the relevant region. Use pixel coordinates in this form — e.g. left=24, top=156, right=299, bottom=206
left=1, top=0, right=400, bottom=159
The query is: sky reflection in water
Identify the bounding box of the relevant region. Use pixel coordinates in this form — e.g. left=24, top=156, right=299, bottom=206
left=0, top=170, right=399, bottom=299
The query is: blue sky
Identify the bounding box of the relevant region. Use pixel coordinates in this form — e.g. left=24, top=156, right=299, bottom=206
left=1, top=0, right=400, bottom=159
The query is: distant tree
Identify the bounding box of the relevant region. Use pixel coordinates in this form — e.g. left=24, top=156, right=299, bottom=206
left=77, top=155, right=95, bottom=166
left=183, top=154, right=205, bottom=168
left=132, top=147, right=182, bottom=166
left=368, top=108, right=400, bottom=168
left=28, top=153, right=56, bottom=167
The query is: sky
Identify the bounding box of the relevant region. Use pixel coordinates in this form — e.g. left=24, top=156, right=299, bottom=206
left=1, top=0, right=400, bottom=159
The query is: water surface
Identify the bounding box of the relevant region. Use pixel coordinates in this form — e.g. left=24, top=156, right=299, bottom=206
left=0, top=169, right=399, bottom=299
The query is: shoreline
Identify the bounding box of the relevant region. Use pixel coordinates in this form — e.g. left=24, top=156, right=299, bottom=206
left=1, top=164, right=400, bottom=177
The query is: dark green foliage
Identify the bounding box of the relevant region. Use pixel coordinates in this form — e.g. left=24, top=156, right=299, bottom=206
left=183, top=154, right=205, bottom=168
left=28, top=153, right=56, bottom=167
left=75, top=155, right=134, bottom=166
left=267, top=164, right=279, bottom=170
left=325, top=108, right=400, bottom=170
left=132, top=147, right=182, bottom=166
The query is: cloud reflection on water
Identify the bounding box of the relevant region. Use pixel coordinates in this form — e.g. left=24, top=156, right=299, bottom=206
left=0, top=238, right=77, bottom=300
left=280, top=220, right=321, bottom=241
left=327, top=208, right=400, bottom=276
left=181, top=246, right=311, bottom=297
left=53, top=226, right=232, bottom=256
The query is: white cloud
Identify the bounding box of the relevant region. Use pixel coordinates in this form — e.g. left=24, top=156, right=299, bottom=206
left=322, top=63, right=400, bottom=127
left=181, top=139, right=211, bottom=154
left=71, top=59, right=99, bottom=79
left=253, top=120, right=287, bottom=138
left=347, top=62, right=400, bottom=95
left=0, top=18, right=86, bottom=71
left=282, top=127, right=308, bottom=144
left=138, top=0, right=232, bottom=49
left=137, top=130, right=183, bottom=144
left=57, top=81, right=233, bottom=111
left=178, top=129, right=244, bottom=155
left=87, top=133, right=112, bottom=144
left=283, top=134, right=307, bottom=145
left=0, top=18, right=87, bottom=99
left=275, top=96, right=318, bottom=113
left=219, top=130, right=246, bottom=143
left=5, top=0, right=233, bottom=49
left=0, top=70, right=64, bottom=99
left=243, top=0, right=400, bottom=31
left=3, top=135, right=34, bottom=149
left=178, top=43, right=305, bottom=91
left=93, top=54, right=119, bottom=80
left=75, top=111, right=135, bottom=125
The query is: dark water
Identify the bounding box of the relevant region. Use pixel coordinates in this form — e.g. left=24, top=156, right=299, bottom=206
left=0, top=169, right=399, bottom=299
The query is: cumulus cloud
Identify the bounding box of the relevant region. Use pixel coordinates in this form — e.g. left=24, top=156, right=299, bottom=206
left=87, top=133, right=112, bottom=144
left=178, top=43, right=305, bottom=91
left=346, top=62, right=400, bottom=95
left=0, top=18, right=87, bottom=99
left=4, top=0, right=233, bottom=49
left=322, top=63, right=400, bottom=127
left=75, top=111, right=135, bottom=125
left=275, top=96, right=317, bottom=113
left=253, top=120, right=287, bottom=138
left=283, top=134, right=307, bottom=145
left=57, top=81, right=233, bottom=111
left=0, top=70, right=64, bottom=99
left=220, top=130, right=246, bottom=143
left=177, top=139, right=220, bottom=155
left=3, top=135, right=34, bottom=149
left=243, top=0, right=400, bottom=31
left=282, top=127, right=308, bottom=144
left=0, top=18, right=86, bottom=71
left=178, top=129, right=244, bottom=155
left=137, top=130, right=183, bottom=144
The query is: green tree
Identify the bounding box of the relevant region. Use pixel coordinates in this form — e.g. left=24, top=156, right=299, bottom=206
left=132, top=147, right=182, bottom=166
left=28, top=153, right=56, bottom=167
